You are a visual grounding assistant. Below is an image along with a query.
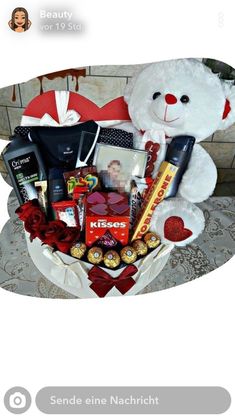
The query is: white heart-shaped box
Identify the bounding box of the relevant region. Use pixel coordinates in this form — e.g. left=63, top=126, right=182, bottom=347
left=25, top=233, right=173, bottom=298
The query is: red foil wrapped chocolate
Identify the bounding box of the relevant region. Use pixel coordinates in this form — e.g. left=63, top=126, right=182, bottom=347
left=86, top=191, right=130, bottom=246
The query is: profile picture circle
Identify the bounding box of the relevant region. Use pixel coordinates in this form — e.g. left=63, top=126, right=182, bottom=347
left=8, top=7, right=32, bottom=32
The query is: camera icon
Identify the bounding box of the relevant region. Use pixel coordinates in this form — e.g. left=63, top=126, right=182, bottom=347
left=4, top=387, right=31, bottom=414
left=9, top=392, right=27, bottom=409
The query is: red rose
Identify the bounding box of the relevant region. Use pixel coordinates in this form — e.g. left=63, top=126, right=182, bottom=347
left=24, top=207, right=47, bottom=241
left=55, top=226, right=80, bottom=253
left=37, top=220, right=67, bottom=246
left=15, top=199, right=39, bottom=221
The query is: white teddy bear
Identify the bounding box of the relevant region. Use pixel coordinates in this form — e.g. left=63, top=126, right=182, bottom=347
left=123, top=58, right=235, bottom=245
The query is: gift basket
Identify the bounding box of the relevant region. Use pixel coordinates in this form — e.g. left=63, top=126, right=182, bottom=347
left=3, top=59, right=235, bottom=297
left=4, top=59, right=232, bottom=298
left=1, top=90, right=173, bottom=298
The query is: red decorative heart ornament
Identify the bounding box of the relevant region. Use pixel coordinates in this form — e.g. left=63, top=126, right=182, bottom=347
left=90, top=203, right=108, bottom=215
left=145, top=141, right=160, bottom=177
left=164, top=216, right=193, bottom=242
left=111, top=203, right=129, bottom=215
left=87, top=192, right=106, bottom=204
left=108, top=192, right=124, bottom=204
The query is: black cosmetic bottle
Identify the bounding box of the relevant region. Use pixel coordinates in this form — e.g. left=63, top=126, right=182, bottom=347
left=2, top=135, right=47, bottom=204
left=48, top=168, right=67, bottom=203
left=165, top=135, right=195, bottom=198
left=48, top=167, right=67, bottom=219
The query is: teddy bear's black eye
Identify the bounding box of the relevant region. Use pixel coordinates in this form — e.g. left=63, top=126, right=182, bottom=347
left=152, top=92, right=161, bottom=100
left=180, top=95, right=190, bottom=103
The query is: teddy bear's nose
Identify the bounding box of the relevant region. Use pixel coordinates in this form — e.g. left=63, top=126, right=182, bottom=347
left=165, top=94, right=177, bottom=105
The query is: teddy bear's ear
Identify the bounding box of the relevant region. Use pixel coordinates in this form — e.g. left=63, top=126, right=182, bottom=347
left=124, top=76, right=136, bottom=104
left=218, top=81, right=235, bottom=130
left=124, top=64, right=150, bottom=104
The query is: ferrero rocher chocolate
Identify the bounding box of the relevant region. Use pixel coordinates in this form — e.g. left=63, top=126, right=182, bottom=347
left=144, top=232, right=161, bottom=249
left=120, top=246, right=137, bottom=264
left=70, top=242, right=87, bottom=259
left=104, top=250, right=120, bottom=269
left=87, top=247, right=103, bottom=264
left=132, top=239, right=148, bottom=256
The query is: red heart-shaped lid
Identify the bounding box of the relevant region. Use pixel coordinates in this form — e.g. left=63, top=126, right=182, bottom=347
left=23, top=90, right=131, bottom=123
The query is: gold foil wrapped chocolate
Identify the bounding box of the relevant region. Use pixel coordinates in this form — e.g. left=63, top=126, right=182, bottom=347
left=87, top=247, right=103, bottom=265
left=104, top=250, right=120, bottom=269
left=144, top=232, right=161, bottom=249
left=132, top=239, right=148, bottom=256
left=70, top=242, right=87, bottom=259
left=120, top=246, right=137, bottom=264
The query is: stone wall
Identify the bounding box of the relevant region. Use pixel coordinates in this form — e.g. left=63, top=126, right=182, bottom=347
left=0, top=64, right=235, bottom=193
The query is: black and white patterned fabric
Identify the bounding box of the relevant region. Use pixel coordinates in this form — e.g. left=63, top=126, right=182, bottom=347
left=14, top=126, right=31, bottom=140
left=99, top=127, right=133, bottom=148
left=14, top=125, right=133, bottom=148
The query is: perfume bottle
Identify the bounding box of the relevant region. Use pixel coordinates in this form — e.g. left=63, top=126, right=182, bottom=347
left=165, top=135, right=195, bottom=198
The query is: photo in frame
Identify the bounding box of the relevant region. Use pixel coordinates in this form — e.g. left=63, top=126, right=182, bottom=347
left=93, top=144, right=148, bottom=192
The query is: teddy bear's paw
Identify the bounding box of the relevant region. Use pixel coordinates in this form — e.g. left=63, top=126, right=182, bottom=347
left=178, top=144, right=218, bottom=203
left=150, top=198, right=205, bottom=246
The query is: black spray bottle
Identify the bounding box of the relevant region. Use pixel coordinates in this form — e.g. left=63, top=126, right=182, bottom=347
left=2, top=135, right=47, bottom=204
left=165, top=135, right=195, bottom=198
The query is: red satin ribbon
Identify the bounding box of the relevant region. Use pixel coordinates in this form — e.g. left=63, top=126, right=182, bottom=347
left=88, top=265, right=138, bottom=297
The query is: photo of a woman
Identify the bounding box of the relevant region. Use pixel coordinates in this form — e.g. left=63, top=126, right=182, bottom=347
left=8, top=7, right=32, bottom=32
